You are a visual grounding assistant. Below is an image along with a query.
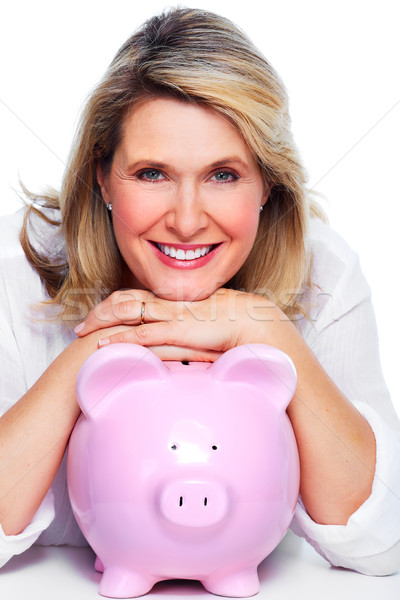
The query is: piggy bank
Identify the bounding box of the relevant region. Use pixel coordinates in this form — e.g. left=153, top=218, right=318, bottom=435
left=67, top=343, right=299, bottom=598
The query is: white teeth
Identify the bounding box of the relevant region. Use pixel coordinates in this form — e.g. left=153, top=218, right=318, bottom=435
left=157, top=244, right=213, bottom=260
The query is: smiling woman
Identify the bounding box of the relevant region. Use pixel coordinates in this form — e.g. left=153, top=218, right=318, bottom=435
left=95, top=97, right=268, bottom=301
left=19, top=7, right=317, bottom=322
left=0, top=5, right=399, bottom=582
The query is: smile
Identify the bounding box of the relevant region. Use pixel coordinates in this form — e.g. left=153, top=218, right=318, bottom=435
left=150, top=241, right=222, bottom=270
left=155, top=243, right=214, bottom=261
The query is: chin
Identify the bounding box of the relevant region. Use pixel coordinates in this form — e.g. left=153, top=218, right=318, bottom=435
left=152, top=281, right=219, bottom=302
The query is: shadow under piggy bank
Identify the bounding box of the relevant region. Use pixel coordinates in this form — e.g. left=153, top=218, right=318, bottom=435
left=67, top=343, right=300, bottom=598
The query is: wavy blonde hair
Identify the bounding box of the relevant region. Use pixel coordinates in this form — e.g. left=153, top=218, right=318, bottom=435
left=21, top=7, right=323, bottom=322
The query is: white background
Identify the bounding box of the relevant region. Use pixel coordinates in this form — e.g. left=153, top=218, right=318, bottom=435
left=1, top=533, right=400, bottom=599
left=0, top=0, right=399, bottom=415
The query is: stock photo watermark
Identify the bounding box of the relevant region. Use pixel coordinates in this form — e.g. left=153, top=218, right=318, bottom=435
left=55, top=285, right=339, bottom=326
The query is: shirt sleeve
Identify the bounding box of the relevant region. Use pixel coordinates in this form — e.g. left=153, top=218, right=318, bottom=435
left=291, top=229, right=400, bottom=575
left=0, top=490, right=55, bottom=568
left=0, top=249, right=56, bottom=567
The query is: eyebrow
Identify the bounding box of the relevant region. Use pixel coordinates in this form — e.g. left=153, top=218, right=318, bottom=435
left=125, top=156, right=250, bottom=172
left=208, top=157, right=250, bottom=170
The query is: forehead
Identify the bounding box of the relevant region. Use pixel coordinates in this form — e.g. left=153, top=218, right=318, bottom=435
left=117, top=96, right=256, bottom=165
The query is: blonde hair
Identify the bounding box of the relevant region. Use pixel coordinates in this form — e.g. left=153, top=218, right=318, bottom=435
left=21, top=7, right=323, bottom=322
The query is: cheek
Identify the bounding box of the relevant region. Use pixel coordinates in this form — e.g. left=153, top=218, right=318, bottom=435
left=111, top=192, right=163, bottom=241
left=223, top=204, right=260, bottom=247
left=214, top=181, right=264, bottom=245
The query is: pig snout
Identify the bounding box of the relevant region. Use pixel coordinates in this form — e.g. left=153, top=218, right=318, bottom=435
left=159, top=480, right=230, bottom=527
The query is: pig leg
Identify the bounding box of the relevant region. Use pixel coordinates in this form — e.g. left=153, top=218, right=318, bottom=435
left=202, top=567, right=260, bottom=598
left=99, top=567, right=156, bottom=598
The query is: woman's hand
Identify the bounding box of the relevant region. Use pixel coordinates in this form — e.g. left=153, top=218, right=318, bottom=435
left=74, top=287, right=299, bottom=362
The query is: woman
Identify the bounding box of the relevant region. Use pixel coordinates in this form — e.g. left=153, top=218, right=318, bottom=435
left=0, top=7, right=399, bottom=575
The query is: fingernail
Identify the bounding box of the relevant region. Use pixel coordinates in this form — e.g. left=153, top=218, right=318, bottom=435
left=98, top=338, right=110, bottom=347
left=74, top=323, right=85, bottom=334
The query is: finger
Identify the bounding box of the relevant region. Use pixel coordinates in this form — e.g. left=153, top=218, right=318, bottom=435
left=75, top=291, right=167, bottom=336
left=142, top=345, right=221, bottom=363
left=97, top=319, right=228, bottom=354
left=96, top=332, right=220, bottom=362
left=97, top=321, right=176, bottom=348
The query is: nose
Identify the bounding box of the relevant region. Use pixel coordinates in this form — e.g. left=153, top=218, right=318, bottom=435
left=159, top=480, right=230, bottom=527
left=165, top=182, right=208, bottom=238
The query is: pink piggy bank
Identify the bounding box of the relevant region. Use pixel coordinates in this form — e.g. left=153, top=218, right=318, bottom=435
left=67, top=343, right=299, bottom=598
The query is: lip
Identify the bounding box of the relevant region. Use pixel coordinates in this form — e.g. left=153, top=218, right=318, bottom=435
left=154, top=242, right=212, bottom=251
left=149, top=241, right=223, bottom=269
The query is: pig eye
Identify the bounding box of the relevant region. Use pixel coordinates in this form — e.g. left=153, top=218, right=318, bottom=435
left=212, top=445, right=218, bottom=451
left=170, top=444, right=178, bottom=451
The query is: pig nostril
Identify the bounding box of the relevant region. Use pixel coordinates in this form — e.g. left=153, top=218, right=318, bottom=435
left=204, top=497, right=208, bottom=506
left=179, top=496, right=183, bottom=507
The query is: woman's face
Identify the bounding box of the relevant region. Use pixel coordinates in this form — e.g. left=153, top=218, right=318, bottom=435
left=97, top=97, right=269, bottom=301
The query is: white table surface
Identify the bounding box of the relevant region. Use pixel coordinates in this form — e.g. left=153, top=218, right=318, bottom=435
left=1, top=531, right=399, bottom=600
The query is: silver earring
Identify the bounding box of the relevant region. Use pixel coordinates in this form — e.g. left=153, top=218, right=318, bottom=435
left=106, top=203, right=112, bottom=211
left=259, top=205, right=263, bottom=213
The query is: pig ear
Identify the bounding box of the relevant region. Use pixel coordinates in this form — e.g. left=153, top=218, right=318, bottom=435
left=211, top=344, right=297, bottom=410
left=76, top=343, right=168, bottom=417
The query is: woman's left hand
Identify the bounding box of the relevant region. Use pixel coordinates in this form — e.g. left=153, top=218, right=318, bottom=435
left=74, top=287, right=297, bottom=362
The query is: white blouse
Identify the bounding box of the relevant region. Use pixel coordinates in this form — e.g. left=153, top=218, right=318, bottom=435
left=0, top=208, right=399, bottom=574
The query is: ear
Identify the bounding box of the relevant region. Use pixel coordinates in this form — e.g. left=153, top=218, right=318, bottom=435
left=211, top=344, right=297, bottom=410
left=76, top=343, right=169, bottom=417
left=96, top=162, right=111, bottom=204
left=261, top=179, right=270, bottom=208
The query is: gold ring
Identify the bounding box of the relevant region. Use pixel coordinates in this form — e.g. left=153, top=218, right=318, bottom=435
left=140, top=301, right=146, bottom=325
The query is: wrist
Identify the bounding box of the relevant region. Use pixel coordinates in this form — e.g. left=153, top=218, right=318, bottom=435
left=243, top=295, right=304, bottom=355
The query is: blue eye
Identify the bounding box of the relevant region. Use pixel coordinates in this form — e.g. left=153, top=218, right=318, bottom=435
left=138, top=169, right=164, bottom=181
left=211, top=171, right=238, bottom=183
